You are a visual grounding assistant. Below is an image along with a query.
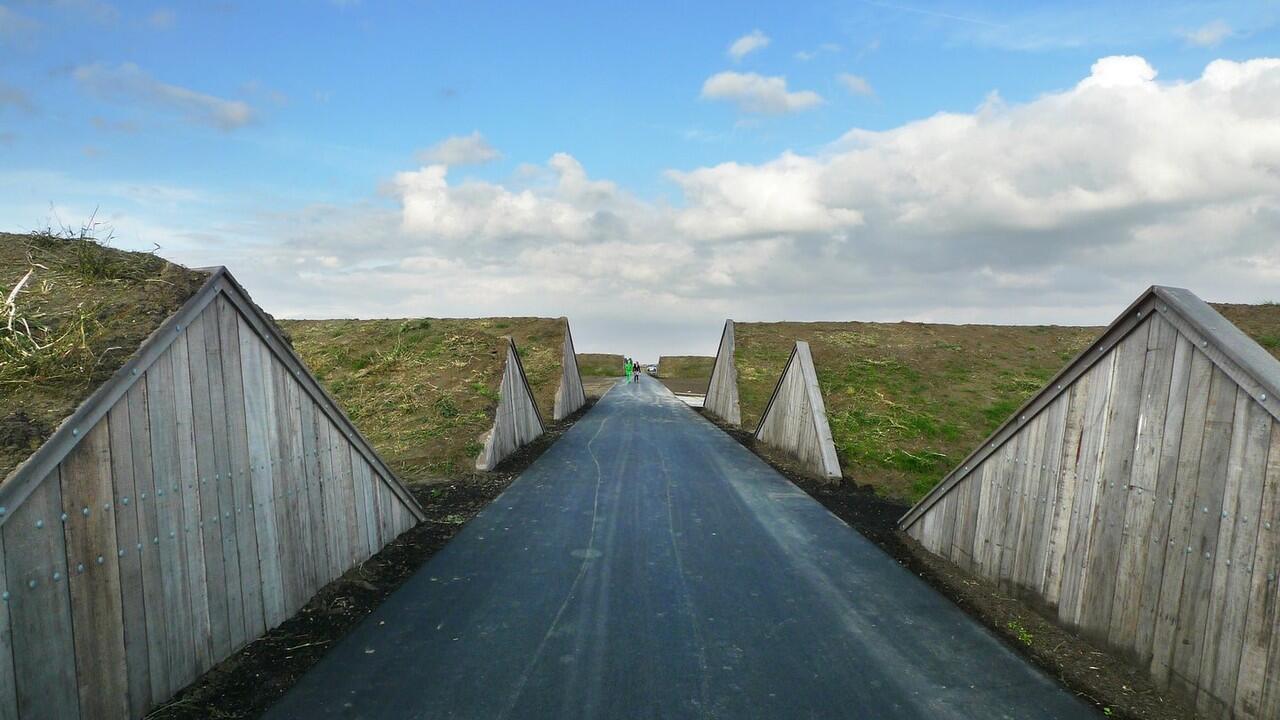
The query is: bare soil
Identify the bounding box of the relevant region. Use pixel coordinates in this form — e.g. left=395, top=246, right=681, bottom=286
left=657, top=377, right=708, bottom=395
left=148, top=401, right=595, bottom=719
left=0, top=232, right=207, bottom=482
left=700, top=409, right=1200, bottom=720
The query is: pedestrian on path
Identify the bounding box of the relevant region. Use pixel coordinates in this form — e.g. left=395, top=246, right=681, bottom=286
left=625, top=357, right=632, bottom=383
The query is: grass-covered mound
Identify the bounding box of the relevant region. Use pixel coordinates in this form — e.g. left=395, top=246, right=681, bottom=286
left=656, top=355, right=714, bottom=395
left=282, top=317, right=567, bottom=483
left=0, top=232, right=208, bottom=482
left=576, top=353, right=624, bottom=377
left=734, top=303, right=1280, bottom=504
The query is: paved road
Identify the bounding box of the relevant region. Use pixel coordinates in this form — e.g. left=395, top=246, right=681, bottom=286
left=266, top=377, right=1096, bottom=719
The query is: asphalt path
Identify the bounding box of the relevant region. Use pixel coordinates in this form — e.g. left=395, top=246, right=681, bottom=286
left=265, top=376, right=1096, bottom=719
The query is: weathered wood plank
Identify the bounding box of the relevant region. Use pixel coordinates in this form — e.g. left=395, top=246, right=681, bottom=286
left=239, top=315, right=286, bottom=628
left=268, top=358, right=303, bottom=614
left=1132, top=330, right=1193, bottom=665
left=172, top=330, right=214, bottom=672
left=202, top=300, right=245, bottom=651
left=3, top=473, right=79, bottom=719
left=315, top=416, right=345, bottom=582
left=1150, top=345, right=1214, bottom=684
left=1059, top=354, right=1116, bottom=626
left=1242, top=424, right=1280, bottom=718
left=184, top=311, right=231, bottom=663
left=0, top=525, right=14, bottom=720
left=284, top=372, right=317, bottom=601
left=1044, top=375, right=1090, bottom=605
left=1107, top=317, right=1174, bottom=650
left=336, top=441, right=359, bottom=565
left=107, top=398, right=152, bottom=717
left=298, top=395, right=329, bottom=595
left=1030, top=394, right=1068, bottom=596
left=1080, top=325, right=1149, bottom=639
left=1169, top=364, right=1238, bottom=695
left=147, top=344, right=197, bottom=690
left=1012, top=412, right=1047, bottom=591
left=1198, top=392, right=1270, bottom=715
left=126, top=381, right=171, bottom=703
left=217, top=296, right=265, bottom=639
left=60, top=418, right=130, bottom=719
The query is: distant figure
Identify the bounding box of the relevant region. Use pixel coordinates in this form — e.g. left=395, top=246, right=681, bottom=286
left=625, top=357, right=632, bottom=383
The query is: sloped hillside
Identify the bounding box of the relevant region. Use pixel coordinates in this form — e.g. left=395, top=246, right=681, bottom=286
left=282, top=317, right=566, bottom=482
left=0, top=232, right=207, bottom=481
left=734, top=303, right=1280, bottom=503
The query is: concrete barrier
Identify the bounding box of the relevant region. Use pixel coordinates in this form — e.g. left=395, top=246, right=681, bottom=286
left=704, top=320, right=742, bottom=425
left=475, top=338, right=545, bottom=471
left=754, top=341, right=842, bottom=481
left=553, top=318, right=587, bottom=421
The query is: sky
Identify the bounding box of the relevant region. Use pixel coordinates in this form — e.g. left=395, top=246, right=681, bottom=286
left=1, top=1, right=1279, bottom=360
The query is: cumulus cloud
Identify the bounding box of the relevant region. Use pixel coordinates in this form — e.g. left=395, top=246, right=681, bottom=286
left=1182, top=19, right=1232, bottom=47
left=72, top=62, right=254, bottom=130
left=146, top=8, right=175, bottom=30
left=837, top=73, right=874, bottom=96
left=728, top=30, right=769, bottom=61
left=701, top=71, right=824, bottom=114
left=416, top=131, right=501, bottom=166
left=17, top=56, right=1280, bottom=357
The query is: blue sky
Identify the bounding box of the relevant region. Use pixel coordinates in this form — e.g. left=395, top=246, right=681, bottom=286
left=2, top=1, right=1279, bottom=357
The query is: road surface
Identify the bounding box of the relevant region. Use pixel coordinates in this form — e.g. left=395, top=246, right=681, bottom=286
left=266, top=376, right=1096, bottom=719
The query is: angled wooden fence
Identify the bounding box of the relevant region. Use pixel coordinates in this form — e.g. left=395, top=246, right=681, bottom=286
left=553, top=318, right=588, bottom=421
left=475, top=338, right=545, bottom=471
left=705, top=319, right=741, bottom=425
left=900, top=286, right=1280, bottom=719
left=755, top=341, right=841, bottom=481
left=0, top=268, right=425, bottom=720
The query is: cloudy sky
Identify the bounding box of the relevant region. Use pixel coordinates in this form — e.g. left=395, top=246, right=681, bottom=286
left=1, top=1, right=1279, bottom=359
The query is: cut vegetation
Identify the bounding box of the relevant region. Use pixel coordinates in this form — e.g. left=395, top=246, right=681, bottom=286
left=576, top=352, right=624, bottom=397
left=727, top=303, right=1280, bottom=504
left=282, top=317, right=574, bottom=483
left=0, top=231, right=207, bottom=482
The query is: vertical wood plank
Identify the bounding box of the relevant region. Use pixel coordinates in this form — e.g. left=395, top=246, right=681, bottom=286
left=1169, top=364, right=1238, bottom=695
left=267, top=358, right=303, bottom=614
left=1132, top=330, right=1193, bottom=664
left=298, top=396, right=330, bottom=595
left=127, top=381, right=170, bottom=703
left=1044, top=375, right=1090, bottom=606
left=1107, top=317, right=1174, bottom=650
left=1080, top=325, right=1149, bottom=638
left=1151, top=346, right=1215, bottom=684
left=184, top=311, right=230, bottom=663
left=60, top=419, right=129, bottom=719
left=172, top=330, right=214, bottom=672
left=1242, top=424, right=1280, bottom=718
left=315, top=416, right=344, bottom=582
left=218, top=297, right=265, bottom=638
left=2, top=474, right=79, bottom=719
left=239, top=315, right=286, bottom=628
left=147, top=345, right=196, bottom=691
left=107, top=399, right=152, bottom=718
left=202, top=300, right=245, bottom=652
left=0, top=528, right=15, bottom=720
left=1059, top=354, right=1116, bottom=625
left=1198, top=394, right=1270, bottom=714
left=336, top=440, right=359, bottom=565
left=284, top=372, right=317, bottom=601
left=1030, top=394, right=1068, bottom=595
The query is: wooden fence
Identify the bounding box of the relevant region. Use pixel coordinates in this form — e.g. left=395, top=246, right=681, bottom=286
left=901, top=286, right=1280, bottom=719
left=705, top=319, right=741, bottom=425
left=553, top=319, right=588, bottom=421
left=475, top=339, right=545, bottom=471
left=0, top=268, right=425, bottom=719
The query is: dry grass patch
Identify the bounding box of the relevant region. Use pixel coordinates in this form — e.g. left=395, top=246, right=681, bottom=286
left=0, top=231, right=206, bottom=482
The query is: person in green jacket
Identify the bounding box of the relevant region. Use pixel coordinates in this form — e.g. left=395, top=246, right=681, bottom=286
left=625, top=357, right=632, bottom=383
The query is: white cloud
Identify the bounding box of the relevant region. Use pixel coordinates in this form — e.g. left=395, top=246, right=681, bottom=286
left=416, top=131, right=501, bottom=166
left=796, top=43, right=841, bottom=62
left=0, top=81, right=33, bottom=112
left=837, top=73, right=874, bottom=96
left=8, top=55, right=1280, bottom=359
left=728, top=30, right=770, bottom=61
left=701, top=71, right=824, bottom=114
left=1182, top=19, right=1232, bottom=48
left=72, top=62, right=254, bottom=131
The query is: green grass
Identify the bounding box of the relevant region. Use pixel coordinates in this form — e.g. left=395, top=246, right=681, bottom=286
left=576, top=353, right=625, bottom=377
left=283, top=317, right=566, bottom=483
